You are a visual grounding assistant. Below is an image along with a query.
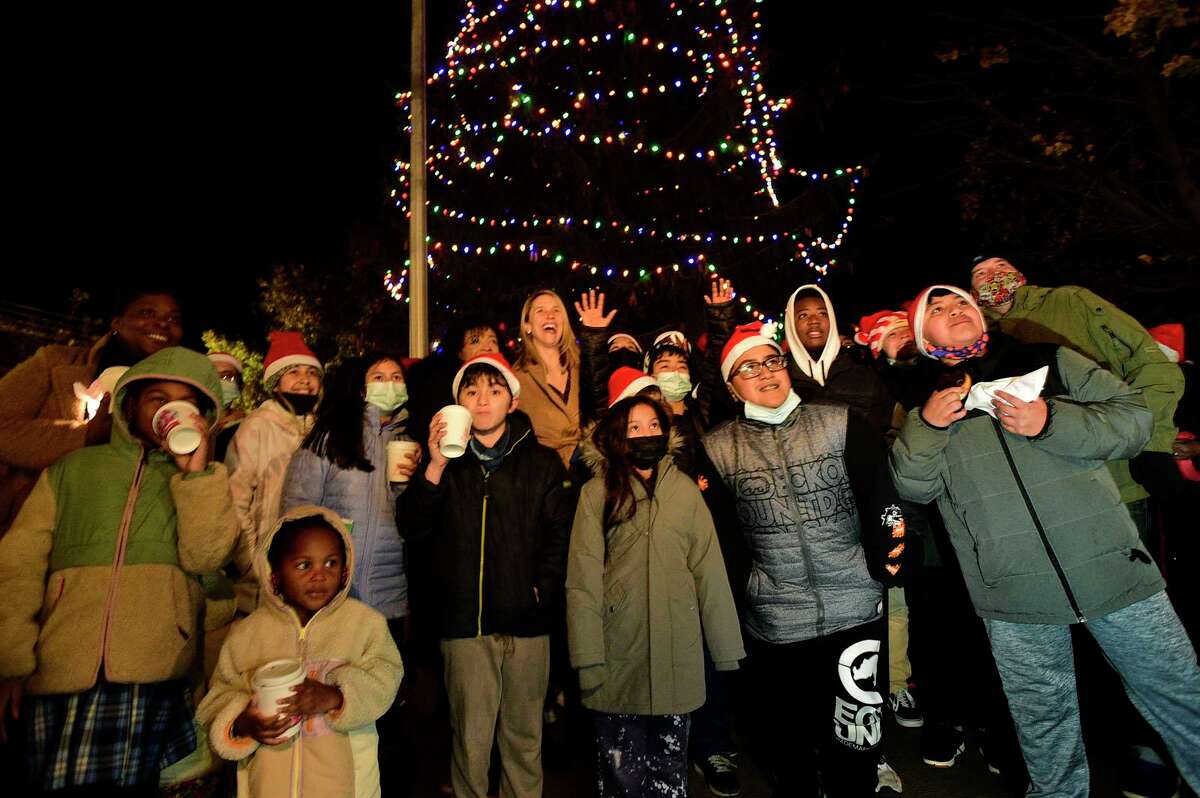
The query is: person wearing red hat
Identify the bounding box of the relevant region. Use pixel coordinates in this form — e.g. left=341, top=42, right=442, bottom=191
left=398, top=351, right=574, bottom=798
left=702, top=320, right=908, bottom=798
left=606, top=367, right=658, bottom=408
left=226, top=331, right=324, bottom=615
left=892, top=285, right=1200, bottom=798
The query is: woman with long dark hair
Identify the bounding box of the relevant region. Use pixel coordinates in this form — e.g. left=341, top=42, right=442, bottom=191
left=280, top=351, right=418, bottom=624
left=567, top=396, right=744, bottom=798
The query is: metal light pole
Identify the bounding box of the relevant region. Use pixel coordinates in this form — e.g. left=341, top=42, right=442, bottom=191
left=408, top=0, right=429, bottom=357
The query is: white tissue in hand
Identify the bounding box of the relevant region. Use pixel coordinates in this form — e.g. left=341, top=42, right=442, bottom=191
left=964, top=366, right=1048, bottom=419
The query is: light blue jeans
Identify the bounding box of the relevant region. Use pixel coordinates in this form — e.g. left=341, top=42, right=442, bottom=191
left=984, top=591, right=1200, bottom=798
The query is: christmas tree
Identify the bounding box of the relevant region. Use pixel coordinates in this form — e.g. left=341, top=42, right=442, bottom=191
left=393, top=0, right=862, bottom=347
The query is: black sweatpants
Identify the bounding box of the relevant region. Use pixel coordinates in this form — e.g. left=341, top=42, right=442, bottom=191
left=747, top=616, right=885, bottom=798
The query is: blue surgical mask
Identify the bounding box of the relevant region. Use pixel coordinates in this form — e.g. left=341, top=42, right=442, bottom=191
left=743, top=390, right=801, bottom=425
left=656, top=371, right=692, bottom=402
left=219, top=380, right=241, bottom=409
left=366, top=381, right=408, bottom=414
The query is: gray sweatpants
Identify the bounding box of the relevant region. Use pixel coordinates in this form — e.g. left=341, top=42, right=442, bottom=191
left=984, top=591, right=1200, bottom=798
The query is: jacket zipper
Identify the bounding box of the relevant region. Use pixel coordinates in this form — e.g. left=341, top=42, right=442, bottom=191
left=96, top=450, right=147, bottom=681
left=773, top=426, right=825, bottom=635
left=290, top=609, right=314, bottom=798
left=990, top=421, right=1086, bottom=622
left=477, top=466, right=490, bottom=637
left=472, top=429, right=532, bottom=637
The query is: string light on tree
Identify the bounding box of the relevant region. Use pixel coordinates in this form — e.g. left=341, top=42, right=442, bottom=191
left=393, top=0, right=864, bottom=323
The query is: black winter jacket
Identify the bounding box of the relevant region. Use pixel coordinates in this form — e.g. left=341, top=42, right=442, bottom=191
left=397, top=411, right=575, bottom=639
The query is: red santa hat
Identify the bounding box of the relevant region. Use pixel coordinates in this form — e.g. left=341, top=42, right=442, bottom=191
left=206, top=351, right=243, bottom=374
left=720, top=321, right=782, bottom=381
left=452, top=352, right=522, bottom=400
left=263, top=332, right=322, bottom=388
left=1148, top=323, right=1185, bottom=363
left=853, top=311, right=909, bottom=359
left=607, top=367, right=658, bottom=408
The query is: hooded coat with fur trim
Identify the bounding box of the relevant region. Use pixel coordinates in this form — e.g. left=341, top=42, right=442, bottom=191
left=197, top=505, right=403, bottom=798
left=0, top=346, right=239, bottom=694
left=567, top=430, right=744, bottom=715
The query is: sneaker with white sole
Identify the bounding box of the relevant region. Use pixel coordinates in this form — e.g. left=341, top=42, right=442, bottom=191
left=888, top=687, right=923, bottom=728
left=921, top=724, right=966, bottom=768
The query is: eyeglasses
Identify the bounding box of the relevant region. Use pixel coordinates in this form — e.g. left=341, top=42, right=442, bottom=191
left=732, top=354, right=788, bottom=380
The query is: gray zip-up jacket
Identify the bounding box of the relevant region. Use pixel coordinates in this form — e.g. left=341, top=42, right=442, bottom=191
left=702, top=401, right=900, bottom=644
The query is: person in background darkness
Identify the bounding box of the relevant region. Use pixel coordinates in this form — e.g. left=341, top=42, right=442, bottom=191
left=0, top=285, right=184, bottom=536
left=208, top=351, right=246, bottom=462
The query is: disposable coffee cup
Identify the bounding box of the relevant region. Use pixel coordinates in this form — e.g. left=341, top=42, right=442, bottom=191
left=251, top=658, right=304, bottom=739
left=74, top=366, right=130, bottom=418
left=152, top=400, right=203, bottom=455
left=386, top=440, right=421, bottom=482
left=437, top=405, right=473, bottom=459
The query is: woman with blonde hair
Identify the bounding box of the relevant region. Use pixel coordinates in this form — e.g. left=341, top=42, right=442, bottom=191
left=514, top=289, right=587, bottom=469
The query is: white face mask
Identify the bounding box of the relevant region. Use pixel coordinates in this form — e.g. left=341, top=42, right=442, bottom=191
left=742, top=390, right=801, bottom=425
left=365, top=381, right=408, bottom=413
left=656, top=370, right=692, bottom=402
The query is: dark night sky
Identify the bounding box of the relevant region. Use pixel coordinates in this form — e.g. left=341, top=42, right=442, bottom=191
left=12, top=3, right=1144, bottom=345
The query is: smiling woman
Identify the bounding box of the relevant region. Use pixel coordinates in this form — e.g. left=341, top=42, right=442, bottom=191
left=513, top=289, right=585, bottom=470
left=0, top=283, right=185, bottom=536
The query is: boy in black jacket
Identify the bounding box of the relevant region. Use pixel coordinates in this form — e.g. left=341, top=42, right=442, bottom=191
left=398, top=353, right=574, bottom=798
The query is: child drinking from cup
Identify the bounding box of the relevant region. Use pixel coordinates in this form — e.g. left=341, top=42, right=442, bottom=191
left=567, top=396, right=744, bottom=796
left=0, top=347, right=239, bottom=793
left=198, top=507, right=403, bottom=798
left=396, top=352, right=574, bottom=798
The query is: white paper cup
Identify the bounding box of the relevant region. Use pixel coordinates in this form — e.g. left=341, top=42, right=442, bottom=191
left=437, top=405, right=473, bottom=459
left=151, top=400, right=203, bottom=455
left=251, top=658, right=304, bottom=739
left=386, top=440, right=420, bottom=482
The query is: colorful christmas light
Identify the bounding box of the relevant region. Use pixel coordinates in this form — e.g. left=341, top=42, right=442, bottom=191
left=392, top=0, right=863, bottom=319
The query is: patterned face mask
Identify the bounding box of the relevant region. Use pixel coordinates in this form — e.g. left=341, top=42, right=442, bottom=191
left=925, top=332, right=990, bottom=362
left=972, top=271, right=1026, bottom=308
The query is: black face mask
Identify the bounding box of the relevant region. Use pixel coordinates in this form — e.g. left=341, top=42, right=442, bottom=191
left=609, top=349, right=644, bottom=372
left=280, top=392, right=319, bottom=415
left=628, top=434, right=668, bottom=469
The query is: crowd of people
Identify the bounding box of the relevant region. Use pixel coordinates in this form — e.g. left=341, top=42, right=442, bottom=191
left=0, top=258, right=1196, bottom=798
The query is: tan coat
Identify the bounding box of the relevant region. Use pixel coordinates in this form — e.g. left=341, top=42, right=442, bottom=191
left=225, top=400, right=313, bottom=613
left=198, top=505, right=403, bottom=798
left=567, top=452, right=745, bottom=716
left=0, top=337, right=107, bottom=535
left=515, top=360, right=581, bottom=468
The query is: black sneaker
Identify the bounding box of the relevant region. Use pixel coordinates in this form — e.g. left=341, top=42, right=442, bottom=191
left=693, top=752, right=742, bottom=797
left=921, top=724, right=966, bottom=768
left=888, top=687, right=923, bottom=728
left=1120, top=746, right=1181, bottom=798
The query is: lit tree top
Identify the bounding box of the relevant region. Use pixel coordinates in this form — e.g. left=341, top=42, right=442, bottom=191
left=393, top=0, right=863, bottom=327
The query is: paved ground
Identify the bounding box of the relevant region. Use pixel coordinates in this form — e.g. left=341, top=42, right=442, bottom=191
left=394, top=662, right=1183, bottom=797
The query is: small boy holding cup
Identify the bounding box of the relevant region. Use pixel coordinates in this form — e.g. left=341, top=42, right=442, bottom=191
left=199, top=506, right=403, bottom=798
left=397, top=352, right=574, bottom=798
